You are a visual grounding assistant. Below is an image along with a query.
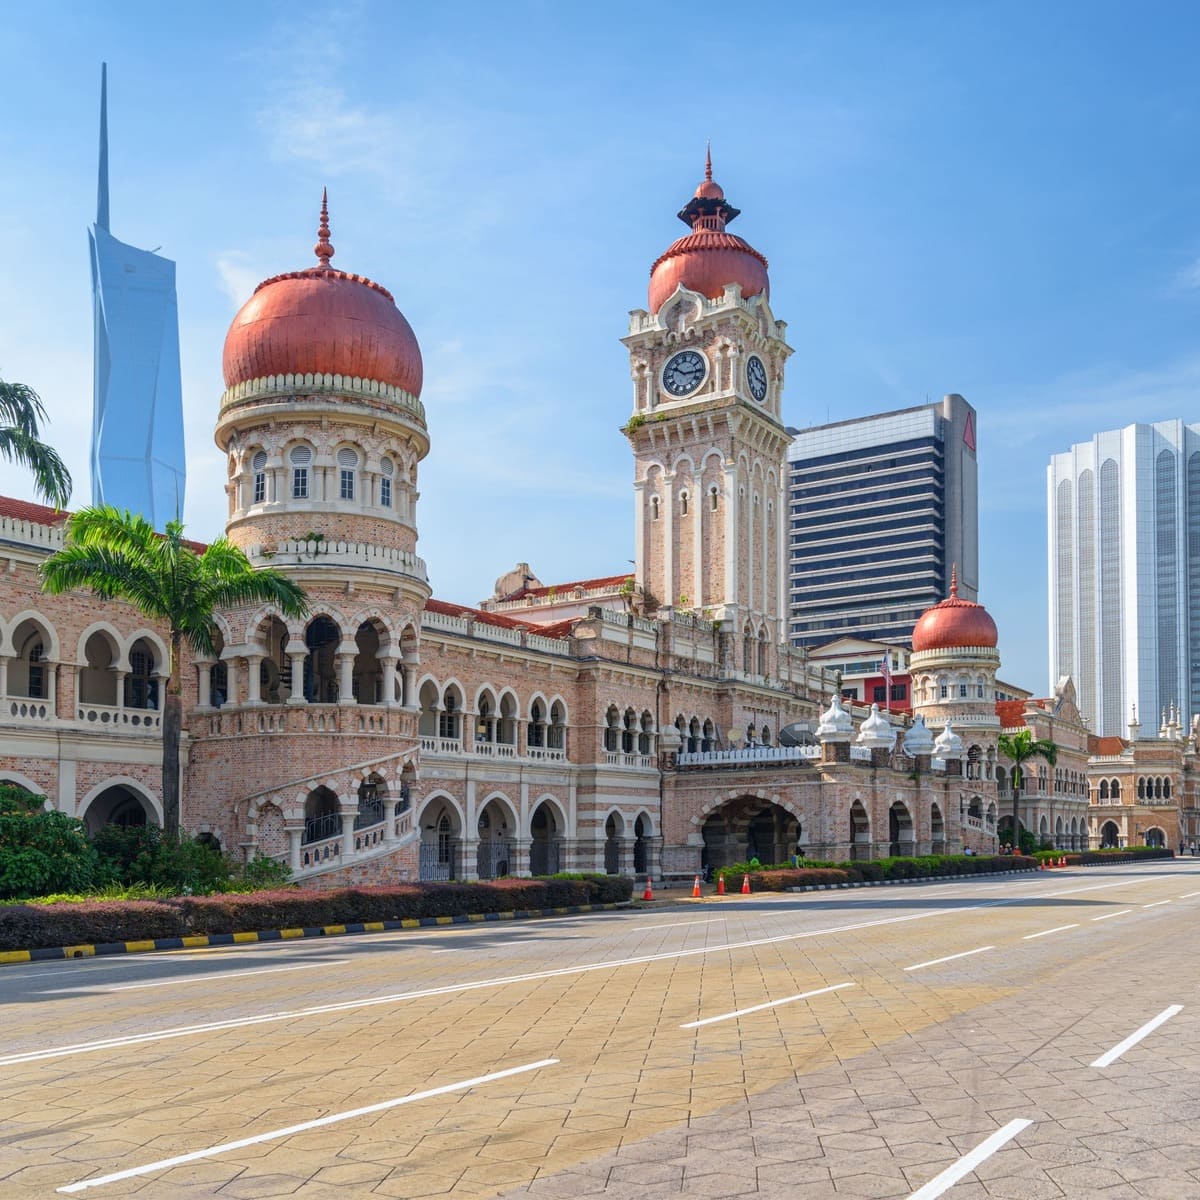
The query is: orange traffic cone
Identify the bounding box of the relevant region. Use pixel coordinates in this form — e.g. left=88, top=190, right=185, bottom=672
left=1040, top=858, right=1047, bottom=870
left=741, top=874, right=751, bottom=895
left=716, top=874, right=726, bottom=896
left=1060, top=856, right=1066, bottom=868
left=642, top=876, right=654, bottom=901
left=692, top=875, right=701, bottom=898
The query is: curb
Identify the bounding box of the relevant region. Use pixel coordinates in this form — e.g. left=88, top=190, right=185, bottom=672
left=0, top=900, right=632, bottom=967
left=785, top=867, right=1040, bottom=894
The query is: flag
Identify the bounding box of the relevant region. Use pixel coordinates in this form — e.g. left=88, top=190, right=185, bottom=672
left=880, top=654, right=892, bottom=710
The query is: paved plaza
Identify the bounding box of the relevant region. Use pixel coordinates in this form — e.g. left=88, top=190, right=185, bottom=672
left=3, top=861, right=1200, bottom=1198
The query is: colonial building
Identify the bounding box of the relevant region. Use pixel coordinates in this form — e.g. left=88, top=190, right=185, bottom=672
left=3, top=163, right=1190, bottom=881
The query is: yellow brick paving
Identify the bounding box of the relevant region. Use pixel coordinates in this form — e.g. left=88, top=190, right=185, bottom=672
left=1, top=865, right=1196, bottom=1198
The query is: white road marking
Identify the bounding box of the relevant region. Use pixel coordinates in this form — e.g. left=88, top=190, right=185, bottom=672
left=906, top=1119, right=1033, bottom=1199
left=5, top=870, right=1182, bottom=1067
left=429, top=950, right=461, bottom=955
left=1022, top=924, right=1079, bottom=940
left=904, top=946, right=994, bottom=972
left=1092, top=909, right=1132, bottom=921
left=1091, top=1005, right=1183, bottom=1068
left=49, top=963, right=333, bottom=993
left=1180, top=891, right=1200, bottom=899
left=1143, top=900, right=1172, bottom=908
left=56, top=1057, right=558, bottom=1193
left=681, top=982, right=854, bottom=1028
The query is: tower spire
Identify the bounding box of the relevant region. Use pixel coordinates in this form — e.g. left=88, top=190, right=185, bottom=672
left=950, top=563, right=959, bottom=598
left=96, top=62, right=109, bottom=232
left=705, top=140, right=712, bottom=182
left=314, top=188, right=334, bottom=267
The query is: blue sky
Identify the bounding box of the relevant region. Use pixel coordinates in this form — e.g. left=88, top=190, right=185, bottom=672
left=2, top=0, right=1199, bottom=696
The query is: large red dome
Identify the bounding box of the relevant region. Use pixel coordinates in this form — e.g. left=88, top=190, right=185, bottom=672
left=222, top=194, right=423, bottom=398
left=648, top=152, right=769, bottom=314
left=912, top=570, right=998, bottom=652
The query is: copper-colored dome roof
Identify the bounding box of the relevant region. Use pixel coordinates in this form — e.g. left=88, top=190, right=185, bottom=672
left=648, top=150, right=769, bottom=314
left=222, top=192, right=423, bottom=398
left=912, top=568, right=998, bottom=653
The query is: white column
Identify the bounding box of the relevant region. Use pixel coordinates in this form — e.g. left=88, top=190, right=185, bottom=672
left=724, top=464, right=738, bottom=609
left=0, top=655, right=8, bottom=699
left=378, top=654, right=400, bottom=706
left=633, top=479, right=647, bottom=593
left=285, top=822, right=303, bottom=872
left=340, top=800, right=358, bottom=859
left=663, top=472, right=675, bottom=607
left=45, top=663, right=57, bottom=716
left=777, top=478, right=787, bottom=627
left=245, top=654, right=263, bottom=705
left=761, top=497, right=770, bottom=623
left=197, top=662, right=212, bottom=709
left=692, top=474, right=703, bottom=611
left=224, top=659, right=240, bottom=707
left=337, top=653, right=356, bottom=704
left=287, top=651, right=307, bottom=703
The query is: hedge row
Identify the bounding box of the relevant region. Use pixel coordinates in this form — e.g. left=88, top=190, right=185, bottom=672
left=721, top=854, right=1038, bottom=892
left=0, top=875, right=633, bottom=952
left=1034, top=847, right=1175, bottom=866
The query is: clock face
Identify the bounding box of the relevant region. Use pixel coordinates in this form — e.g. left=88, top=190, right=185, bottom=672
left=746, top=355, right=768, bottom=402
left=661, top=350, right=707, bottom=397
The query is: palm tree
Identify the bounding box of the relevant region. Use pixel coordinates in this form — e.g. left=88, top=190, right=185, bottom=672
left=41, top=507, right=307, bottom=839
left=0, top=378, right=71, bottom=508
left=997, top=728, right=1058, bottom=854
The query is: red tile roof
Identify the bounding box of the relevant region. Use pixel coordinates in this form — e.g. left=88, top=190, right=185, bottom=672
left=995, top=699, right=1028, bottom=728
left=503, top=572, right=632, bottom=601
left=0, top=495, right=68, bottom=524
left=1089, top=735, right=1128, bottom=755
left=0, top=494, right=207, bottom=550
left=425, top=597, right=576, bottom=640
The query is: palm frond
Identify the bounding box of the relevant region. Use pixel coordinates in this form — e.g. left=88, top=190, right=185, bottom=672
left=0, top=427, right=72, bottom=508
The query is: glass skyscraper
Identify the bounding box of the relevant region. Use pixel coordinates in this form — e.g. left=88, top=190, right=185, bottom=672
left=787, top=395, right=979, bottom=648
left=88, top=63, right=186, bottom=528
left=1048, top=420, right=1200, bottom=737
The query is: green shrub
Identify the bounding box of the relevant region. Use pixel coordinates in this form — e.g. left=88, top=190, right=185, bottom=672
left=0, top=786, right=103, bottom=900
left=91, top=825, right=231, bottom=894
left=230, top=856, right=293, bottom=892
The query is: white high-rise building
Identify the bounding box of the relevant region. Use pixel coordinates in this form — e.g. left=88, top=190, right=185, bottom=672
left=1048, top=420, right=1200, bottom=737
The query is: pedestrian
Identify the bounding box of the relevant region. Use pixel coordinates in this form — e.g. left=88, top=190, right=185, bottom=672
left=1191, top=842, right=1197, bottom=857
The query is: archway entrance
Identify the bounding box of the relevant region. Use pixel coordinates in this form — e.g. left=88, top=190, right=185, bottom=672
left=633, top=814, right=650, bottom=875
left=1144, top=827, right=1165, bottom=848
left=888, top=801, right=914, bottom=857
left=604, top=813, right=622, bottom=874
left=82, top=784, right=156, bottom=835
left=303, top=786, right=341, bottom=845
left=420, top=800, right=460, bottom=880
left=849, top=800, right=870, bottom=860
left=700, top=797, right=801, bottom=872
left=476, top=799, right=514, bottom=879
left=1100, top=820, right=1120, bottom=849
left=529, top=802, right=561, bottom=875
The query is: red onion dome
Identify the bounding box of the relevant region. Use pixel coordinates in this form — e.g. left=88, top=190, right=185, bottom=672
left=912, top=568, right=998, bottom=652
left=222, top=191, right=423, bottom=398
left=648, top=149, right=769, bottom=314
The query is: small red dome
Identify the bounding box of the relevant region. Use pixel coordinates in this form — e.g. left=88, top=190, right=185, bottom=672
left=222, top=194, right=423, bottom=398
left=912, top=569, right=998, bottom=652
left=648, top=153, right=769, bottom=314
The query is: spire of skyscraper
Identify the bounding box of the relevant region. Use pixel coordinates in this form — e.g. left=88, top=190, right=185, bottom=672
left=96, top=63, right=109, bottom=232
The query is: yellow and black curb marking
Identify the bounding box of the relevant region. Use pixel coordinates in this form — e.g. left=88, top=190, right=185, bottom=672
left=0, top=901, right=632, bottom=967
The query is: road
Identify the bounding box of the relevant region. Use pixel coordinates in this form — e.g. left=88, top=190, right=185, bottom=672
left=3, top=860, right=1200, bottom=1199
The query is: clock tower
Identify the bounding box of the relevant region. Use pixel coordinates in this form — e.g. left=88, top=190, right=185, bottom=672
left=623, top=154, right=793, bottom=664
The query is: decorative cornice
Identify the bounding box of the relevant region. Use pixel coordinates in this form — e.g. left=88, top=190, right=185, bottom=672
left=220, top=372, right=425, bottom=425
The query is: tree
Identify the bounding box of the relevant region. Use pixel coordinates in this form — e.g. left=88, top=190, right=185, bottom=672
left=0, top=784, right=100, bottom=899
left=0, top=378, right=72, bottom=508
left=997, top=729, right=1058, bottom=852
left=40, top=507, right=308, bottom=839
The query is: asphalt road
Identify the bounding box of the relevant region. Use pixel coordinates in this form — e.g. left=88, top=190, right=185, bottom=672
left=3, top=861, right=1200, bottom=1199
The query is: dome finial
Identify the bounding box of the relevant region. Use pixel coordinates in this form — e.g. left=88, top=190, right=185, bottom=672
left=314, top=187, right=335, bottom=268
left=950, top=563, right=958, bottom=598
left=705, top=141, right=713, bottom=182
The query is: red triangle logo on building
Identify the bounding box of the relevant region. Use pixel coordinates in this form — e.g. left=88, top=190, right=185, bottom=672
left=963, top=410, right=976, bottom=451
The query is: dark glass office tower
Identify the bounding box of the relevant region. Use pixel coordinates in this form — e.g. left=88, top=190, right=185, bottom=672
left=787, top=394, right=978, bottom=649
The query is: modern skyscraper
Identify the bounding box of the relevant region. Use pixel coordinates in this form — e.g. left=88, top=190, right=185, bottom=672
left=786, top=394, right=979, bottom=649
left=88, top=63, right=186, bottom=528
left=1048, top=419, right=1200, bottom=737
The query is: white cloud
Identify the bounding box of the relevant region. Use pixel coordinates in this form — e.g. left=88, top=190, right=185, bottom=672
left=215, top=253, right=264, bottom=309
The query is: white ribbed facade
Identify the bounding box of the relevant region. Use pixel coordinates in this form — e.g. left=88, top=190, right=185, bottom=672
left=1048, top=420, right=1200, bottom=736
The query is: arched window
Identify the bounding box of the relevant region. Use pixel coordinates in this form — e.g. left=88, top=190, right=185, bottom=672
left=760, top=724, right=771, bottom=746
left=1138, top=776, right=1146, bottom=800
left=622, top=708, right=636, bottom=753
left=548, top=701, right=566, bottom=751
left=688, top=717, right=700, bottom=754
left=439, top=691, right=460, bottom=739
left=709, top=486, right=719, bottom=512
left=337, top=447, right=358, bottom=501
left=679, top=491, right=689, bottom=517
left=604, top=706, right=620, bottom=752
left=650, top=495, right=660, bottom=521
left=529, top=701, right=546, bottom=748
left=757, top=629, right=768, bottom=676
left=290, top=445, right=312, bottom=499
left=476, top=695, right=496, bottom=744
left=701, top=718, right=715, bottom=752
left=1111, top=778, right=1120, bottom=799
left=638, top=711, right=654, bottom=755
left=126, top=639, right=157, bottom=710
left=1099, top=779, right=1109, bottom=800
left=380, top=457, right=393, bottom=508
left=252, top=450, right=268, bottom=504
left=743, top=625, right=754, bottom=672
